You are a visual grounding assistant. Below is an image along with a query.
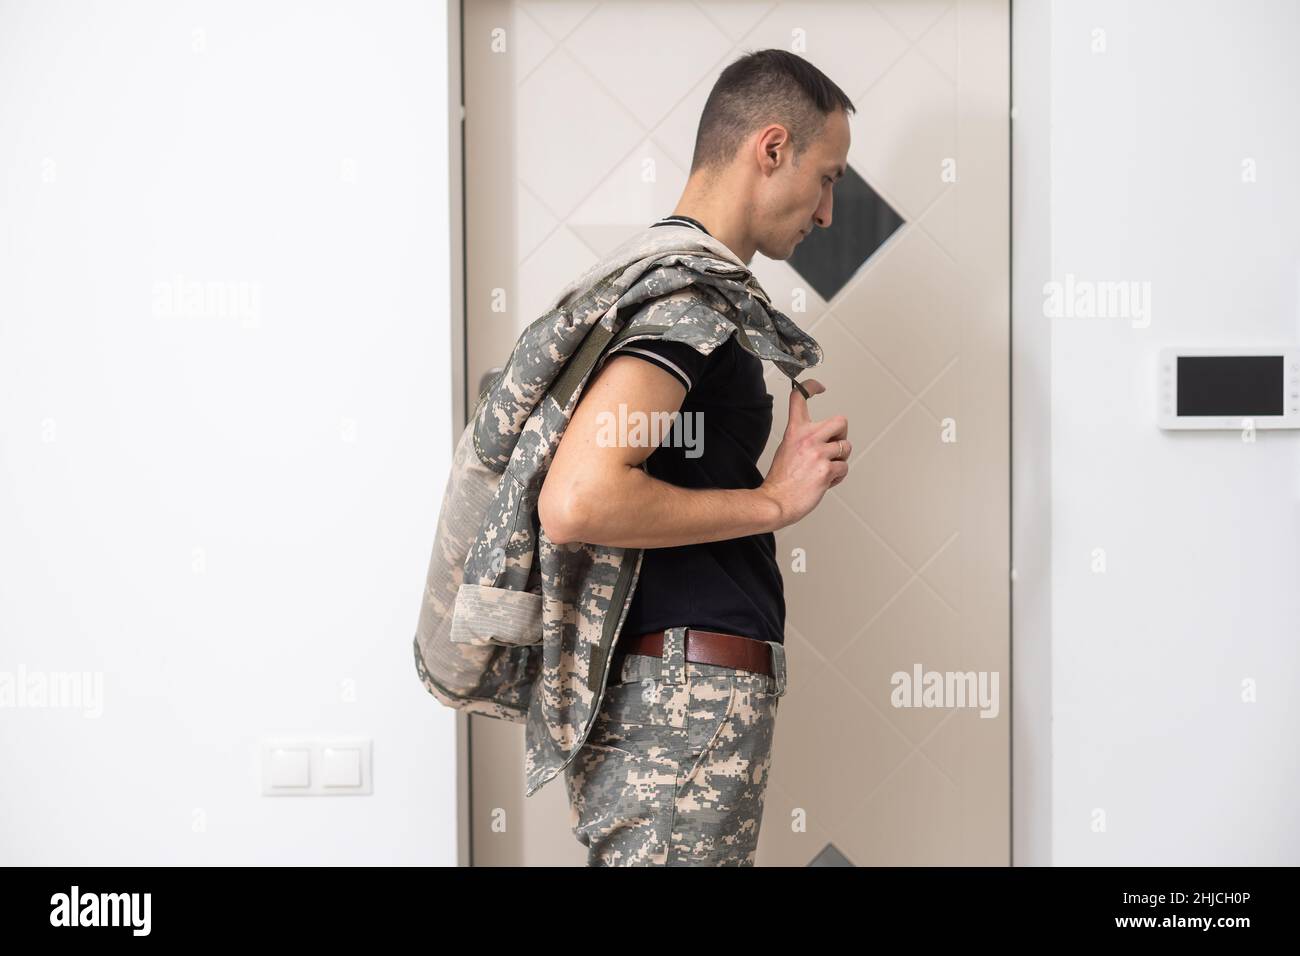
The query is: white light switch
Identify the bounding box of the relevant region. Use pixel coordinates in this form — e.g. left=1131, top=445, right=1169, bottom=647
left=322, top=747, right=362, bottom=788
left=270, top=748, right=311, bottom=788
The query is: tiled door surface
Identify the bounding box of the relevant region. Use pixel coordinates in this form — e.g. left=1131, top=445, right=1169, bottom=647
left=461, top=0, right=1009, bottom=866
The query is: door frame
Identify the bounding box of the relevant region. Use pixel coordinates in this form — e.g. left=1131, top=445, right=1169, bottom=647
left=446, top=0, right=472, bottom=870
left=442, top=0, right=1020, bottom=868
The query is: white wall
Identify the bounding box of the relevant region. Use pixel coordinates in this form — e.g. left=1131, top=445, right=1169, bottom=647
left=1014, top=0, right=1300, bottom=864
left=0, top=0, right=459, bottom=864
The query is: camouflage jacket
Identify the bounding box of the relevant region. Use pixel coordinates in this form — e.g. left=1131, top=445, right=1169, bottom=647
left=452, top=223, right=822, bottom=797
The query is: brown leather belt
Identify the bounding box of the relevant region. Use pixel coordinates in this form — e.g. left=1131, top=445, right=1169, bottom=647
left=614, top=628, right=774, bottom=677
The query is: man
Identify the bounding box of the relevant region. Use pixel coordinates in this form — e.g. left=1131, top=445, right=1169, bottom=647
left=537, top=49, right=854, bottom=866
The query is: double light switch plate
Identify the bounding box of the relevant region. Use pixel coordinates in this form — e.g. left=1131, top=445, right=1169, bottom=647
left=260, top=736, right=372, bottom=796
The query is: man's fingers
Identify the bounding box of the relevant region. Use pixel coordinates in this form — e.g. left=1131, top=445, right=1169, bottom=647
left=810, top=413, right=848, bottom=444
left=822, top=437, right=852, bottom=460
left=788, top=377, right=824, bottom=426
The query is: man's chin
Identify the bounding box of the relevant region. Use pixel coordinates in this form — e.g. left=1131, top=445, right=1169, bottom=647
left=757, top=239, right=802, bottom=261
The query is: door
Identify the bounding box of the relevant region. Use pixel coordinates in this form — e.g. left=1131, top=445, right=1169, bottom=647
left=457, top=0, right=1009, bottom=866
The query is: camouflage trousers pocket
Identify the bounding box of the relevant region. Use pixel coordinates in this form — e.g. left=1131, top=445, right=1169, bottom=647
left=563, top=629, right=780, bottom=866
left=753, top=640, right=788, bottom=699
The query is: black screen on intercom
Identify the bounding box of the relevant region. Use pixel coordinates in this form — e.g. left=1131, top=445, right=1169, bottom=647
left=1177, top=355, right=1283, bottom=416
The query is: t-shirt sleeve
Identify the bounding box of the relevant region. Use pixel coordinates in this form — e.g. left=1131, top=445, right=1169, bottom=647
left=606, top=337, right=710, bottom=392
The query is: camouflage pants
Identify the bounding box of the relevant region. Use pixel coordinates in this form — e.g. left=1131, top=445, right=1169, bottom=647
left=563, top=626, right=788, bottom=866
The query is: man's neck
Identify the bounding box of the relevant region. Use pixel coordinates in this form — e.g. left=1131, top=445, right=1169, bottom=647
left=671, top=189, right=755, bottom=265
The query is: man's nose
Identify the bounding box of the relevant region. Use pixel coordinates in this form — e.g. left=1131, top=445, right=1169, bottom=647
left=814, top=197, right=833, bottom=229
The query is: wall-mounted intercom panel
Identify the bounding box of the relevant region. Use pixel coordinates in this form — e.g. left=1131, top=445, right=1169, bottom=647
left=1157, top=346, right=1300, bottom=430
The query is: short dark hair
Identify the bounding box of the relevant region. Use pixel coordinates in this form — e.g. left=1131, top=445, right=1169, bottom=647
left=690, top=49, right=855, bottom=175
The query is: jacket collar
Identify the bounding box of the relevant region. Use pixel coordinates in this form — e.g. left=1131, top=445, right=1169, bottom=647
left=547, top=222, right=750, bottom=313
left=558, top=222, right=820, bottom=360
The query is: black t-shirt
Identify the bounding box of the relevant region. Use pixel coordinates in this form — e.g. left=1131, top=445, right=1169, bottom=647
left=607, top=215, right=785, bottom=647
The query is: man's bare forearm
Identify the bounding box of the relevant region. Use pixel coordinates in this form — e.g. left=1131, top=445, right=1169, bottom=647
left=555, top=465, right=784, bottom=549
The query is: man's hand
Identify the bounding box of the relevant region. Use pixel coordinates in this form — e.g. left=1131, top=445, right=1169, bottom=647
left=758, top=378, right=850, bottom=527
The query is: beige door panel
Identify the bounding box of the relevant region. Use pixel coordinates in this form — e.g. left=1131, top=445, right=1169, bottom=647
left=459, top=0, right=1009, bottom=866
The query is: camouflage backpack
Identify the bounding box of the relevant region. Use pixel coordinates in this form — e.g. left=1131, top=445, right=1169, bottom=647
left=410, top=260, right=630, bottom=722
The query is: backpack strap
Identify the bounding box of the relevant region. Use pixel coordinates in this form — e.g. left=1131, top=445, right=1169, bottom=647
left=546, top=265, right=634, bottom=411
